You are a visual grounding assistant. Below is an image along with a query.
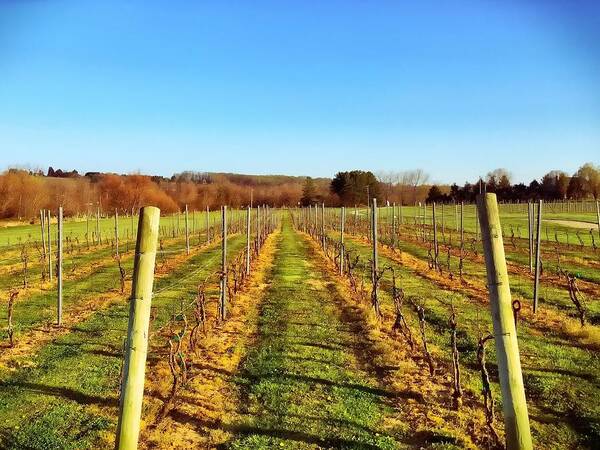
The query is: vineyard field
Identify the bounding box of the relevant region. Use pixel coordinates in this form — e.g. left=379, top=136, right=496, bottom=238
left=0, top=201, right=598, bottom=449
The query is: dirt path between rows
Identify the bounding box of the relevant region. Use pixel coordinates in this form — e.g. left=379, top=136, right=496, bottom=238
left=139, top=230, right=280, bottom=449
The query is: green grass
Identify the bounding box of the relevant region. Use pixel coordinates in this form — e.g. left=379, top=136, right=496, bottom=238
left=0, top=232, right=200, bottom=344
left=0, top=209, right=229, bottom=250
left=335, top=232, right=600, bottom=449
left=226, top=221, right=406, bottom=449
left=1, top=208, right=598, bottom=449
left=335, top=204, right=600, bottom=247
left=0, top=234, right=247, bottom=449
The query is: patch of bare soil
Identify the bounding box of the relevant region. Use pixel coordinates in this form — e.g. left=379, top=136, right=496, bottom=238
left=545, top=219, right=598, bottom=230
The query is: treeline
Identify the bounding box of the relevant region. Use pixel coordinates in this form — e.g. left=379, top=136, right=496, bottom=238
left=302, top=169, right=433, bottom=206
left=426, top=164, right=600, bottom=203
left=1, top=163, right=598, bottom=220
left=0, top=168, right=327, bottom=220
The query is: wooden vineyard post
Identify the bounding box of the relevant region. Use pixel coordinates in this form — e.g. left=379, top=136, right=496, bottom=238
left=455, top=201, right=459, bottom=232
left=220, top=206, right=228, bottom=321
left=596, top=200, right=600, bottom=239
left=206, top=206, right=210, bottom=244
left=460, top=202, right=464, bottom=249
left=314, top=204, right=318, bottom=239
left=476, top=194, right=533, bottom=450
left=96, top=207, right=101, bottom=245
left=57, top=207, right=63, bottom=326
left=340, top=206, right=345, bottom=275
left=387, top=203, right=391, bottom=240
left=432, top=202, right=439, bottom=269
left=441, top=202, right=445, bottom=241
left=421, top=203, right=426, bottom=242
left=371, top=198, right=379, bottom=314
left=321, top=202, right=326, bottom=251
left=257, top=205, right=262, bottom=247
left=533, top=200, right=543, bottom=313
left=47, top=210, right=53, bottom=282
left=475, top=204, right=479, bottom=242
left=392, top=202, right=396, bottom=249
left=527, top=203, right=533, bottom=274
left=115, top=206, right=160, bottom=450
left=115, top=209, right=119, bottom=258
left=185, top=204, right=190, bottom=255
left=40, top=210, right=46, bottom=263
left=191, top=209, right=195, bottom=236
left=246, top=205, right=251, bottom=274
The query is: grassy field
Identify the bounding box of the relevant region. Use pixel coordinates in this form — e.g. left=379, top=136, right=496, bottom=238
left=344, top=204, right=600, bottom=246
left=0, top=209, right=231, bottom=250
left=0, top=208, right=598, bottom=449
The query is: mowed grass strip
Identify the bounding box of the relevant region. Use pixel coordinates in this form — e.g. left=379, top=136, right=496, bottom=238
left=0, top=235, right=246, bottom=450
left=226, top=221, right=402, bottom=449
left=0, top=233, right=195, bottom=351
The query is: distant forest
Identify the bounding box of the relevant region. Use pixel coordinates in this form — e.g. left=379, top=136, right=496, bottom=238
left=0, top=163, right=598, bottom=220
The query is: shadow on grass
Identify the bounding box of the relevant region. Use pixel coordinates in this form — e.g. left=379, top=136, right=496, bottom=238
left=168, top=409, right=386, bottom=449
left=236, top=368, right=423, bottom=402
left=0, top=381, right=117, bottom=408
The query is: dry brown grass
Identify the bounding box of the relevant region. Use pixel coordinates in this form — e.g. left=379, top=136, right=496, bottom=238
left=138, top=230, right=280, bottom=450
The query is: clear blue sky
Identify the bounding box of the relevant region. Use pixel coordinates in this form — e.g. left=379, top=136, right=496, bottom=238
left=1, top=0, right=599, bottom=184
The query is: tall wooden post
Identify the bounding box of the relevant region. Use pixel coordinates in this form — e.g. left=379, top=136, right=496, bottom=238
left=399, top=203, right=403, bottom=225
left=596, top=200, right=600, bottom=239
left=340, top=206, right=345, bottom=275
left=455, top=201, right=459, bottom=232
left=96, top=207, right=101, bottom=245
left=440, top=203, right=444, bottom=238
left=371, top=199, right=379, bottom=314
left=57, top=207, right=63, bottom=326
left=387, top=203, right=391, bottom=240
left=460, top=202, right=464, bottom=249
left=527, top=203, right=533, bottom=274
left=392, top=202, right=396, bottom=249
left=533, top=200, right=543, bottom=313
left=432, top=202, right=439, bottom=269
left=47, top=210, right=53, bottom=282
left=220, top=206, right=228, bottom=321
left=246, top=205, right=251, bottom=274
left=477, top=194, right=533, bottom=450
left=115, top=206, right=160, bottom=450
left=314, top=204, right=318, bottom=238
left=185, top=204, right=190, bottom=255
left=475, top=204, right=479, bottom=242
left=205, top=208, right=209, bottom=242
left=321, top=203, right=326, bottom=250
left=40, top=210, right=46, bottom=261
left=115, top=209, right=119, bottom=258
left=257, top=205, right=261, bottom=246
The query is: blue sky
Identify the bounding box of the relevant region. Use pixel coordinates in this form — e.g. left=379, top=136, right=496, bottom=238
left=1, top=0, right=599, bottom=184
